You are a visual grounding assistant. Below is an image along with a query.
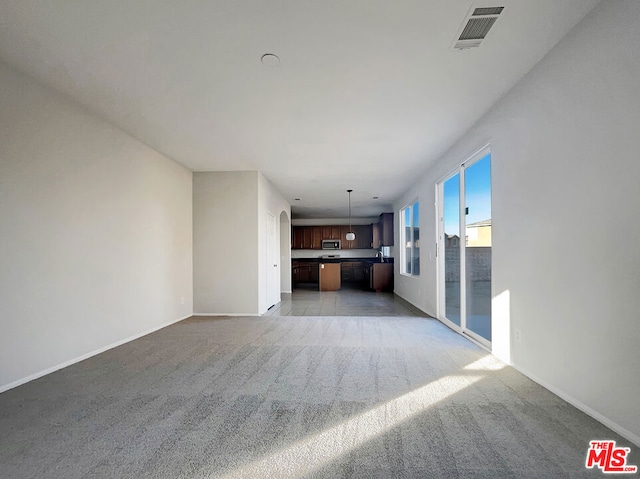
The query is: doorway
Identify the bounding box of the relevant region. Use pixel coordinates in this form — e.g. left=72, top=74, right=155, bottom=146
left=438, top=147, right=492, bottom=347
left=280, top=211, right=291, bottom=294
left=266, top=213, right=279, bottom=309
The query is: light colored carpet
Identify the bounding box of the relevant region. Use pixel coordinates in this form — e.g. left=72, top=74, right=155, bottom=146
left=0, top=315, right=636, bottom=478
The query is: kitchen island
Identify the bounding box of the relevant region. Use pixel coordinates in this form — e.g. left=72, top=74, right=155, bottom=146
left=292, top=257, right=394, bottom=292
left=319, top=263, right=341, bottom=291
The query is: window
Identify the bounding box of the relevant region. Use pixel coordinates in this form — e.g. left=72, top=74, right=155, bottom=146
left=401, top=201, right=420, bottom=276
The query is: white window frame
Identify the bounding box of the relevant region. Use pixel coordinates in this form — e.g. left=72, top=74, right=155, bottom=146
left=400, top=200, right=420, bottom=277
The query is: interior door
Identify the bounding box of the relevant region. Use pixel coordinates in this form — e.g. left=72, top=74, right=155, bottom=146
left=438, top=147, right=492, bottom=346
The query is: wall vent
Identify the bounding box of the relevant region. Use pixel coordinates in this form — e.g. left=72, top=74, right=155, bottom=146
left=453, top=6, right=504, bottom=50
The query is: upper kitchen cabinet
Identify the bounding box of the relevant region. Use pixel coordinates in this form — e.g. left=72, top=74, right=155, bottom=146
left=291, top=224, right=374, bottom=249
left=339, top=225, right=353, bottom=249
left=380, top=213, right=394, bottom=246
left=355, top=225, right=372, bottom=249
left=312, top=227, right=323, bottom=249
left=371, top=213, right=394, bottom=248
left=302, top=227, right=314, bottom=249
left=337, top=225, right=371, bottom=249
left=292, top=226, right=318, bottom=249
left=292, top=227, right=303, bottom=249
left=372, top=222, right=381, bottom=249
left=322, top=225, right=341, bottom=240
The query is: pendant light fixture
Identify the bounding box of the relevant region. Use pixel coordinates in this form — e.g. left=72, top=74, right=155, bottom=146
left=346, top=189, right=356, bottom=241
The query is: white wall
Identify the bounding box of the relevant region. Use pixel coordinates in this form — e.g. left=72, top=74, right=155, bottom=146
left=194, top=172, right=290, bottom=315
left=0, top=62, right=193, bottom=390
left=258, top=173, right=291, bottom=313
left=193, top=171, right=259, bottom=315
left=395, top=0, right=640, bottom=445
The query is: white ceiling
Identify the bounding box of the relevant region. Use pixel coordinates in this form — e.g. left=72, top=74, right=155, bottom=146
left=0, top=0, right=600, bottom=218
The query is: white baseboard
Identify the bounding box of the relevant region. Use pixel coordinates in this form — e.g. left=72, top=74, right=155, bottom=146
left=509, top=362, right=640, bottom=447
left=393, top=291, right=436, bottom=317
left=0, top=314, right=192, bottom=394
left=193, top=313, right=259, bottom=317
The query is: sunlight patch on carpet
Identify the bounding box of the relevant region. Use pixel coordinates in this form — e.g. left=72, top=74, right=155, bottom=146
left=215, top=364, right=490, bottom=478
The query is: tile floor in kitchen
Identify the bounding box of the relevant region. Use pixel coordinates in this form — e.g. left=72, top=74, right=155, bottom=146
left=263, top=283, right=429, bottom=317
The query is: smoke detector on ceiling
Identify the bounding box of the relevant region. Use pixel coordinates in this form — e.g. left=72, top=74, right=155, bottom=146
left=453, top=6, right=504, bottom=50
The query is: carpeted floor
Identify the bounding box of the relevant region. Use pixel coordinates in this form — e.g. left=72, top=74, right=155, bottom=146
left=0, top=315, right=636, bottom=478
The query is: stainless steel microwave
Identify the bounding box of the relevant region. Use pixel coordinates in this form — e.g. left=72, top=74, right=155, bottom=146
left=322, top=239, right=341, bottom=250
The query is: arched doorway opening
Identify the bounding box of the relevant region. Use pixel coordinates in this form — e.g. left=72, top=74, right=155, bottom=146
left=279, top=211, right=291, bottom=293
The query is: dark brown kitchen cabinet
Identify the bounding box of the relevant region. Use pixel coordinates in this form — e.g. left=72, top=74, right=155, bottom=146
left=380, top=213, right=394, bottom=246
left=292, top=263, right=300, bottom=283
left=371, top=213, right=394, bottom=248
left=371, top=222, right=381, bottom=249
left=321, top=226, right=341, bottom=241
left=339, top=225, right=370, bottom=249
left=341, top=262, right=352, bottom=281
left=292, top=226, right=322, bottom=249
left=292, top=227, right=306, bottom=249
left=310, top=262, right=319, bottom=282
left=363, top=263, right=371, bottom=283
left=352, top=262, right=365, bottom=282
left=292, top=224, right=374, bottom=249
left=292, top=261, right=319, bottom=284
left=341, top=262, right=365, bottom=283
left=303, top=227, right=314, bottom=249
left=312, top=227, right=323, bottom=249
left=292, top=227, right=303, bottom=249
left=355, top=225, right=372, bottom=249
left=370, top=263, right=393, bottom=292
left=340, top=225, right=353, bottom=249
left=292, top=262, right=304, bottom=283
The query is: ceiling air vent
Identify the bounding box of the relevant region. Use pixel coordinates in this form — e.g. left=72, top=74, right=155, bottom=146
left=453, top=6, right=504, bottom=50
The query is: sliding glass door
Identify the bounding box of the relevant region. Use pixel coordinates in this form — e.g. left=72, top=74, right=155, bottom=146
left=464, top=154, right=492, bottom=341
left=439, top=148, right=492, bottom=345
left=443, top=173, right=461, bottom=326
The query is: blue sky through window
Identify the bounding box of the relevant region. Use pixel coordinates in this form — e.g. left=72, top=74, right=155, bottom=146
left=444, top=173, right=460, bottom=236
left=444, top=153, right=491, bottom=235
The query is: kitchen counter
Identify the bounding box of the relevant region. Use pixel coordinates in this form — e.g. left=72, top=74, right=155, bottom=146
left=292, top=257, right=394, bottom=292
left=292, top=257, right=394, bottom=264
